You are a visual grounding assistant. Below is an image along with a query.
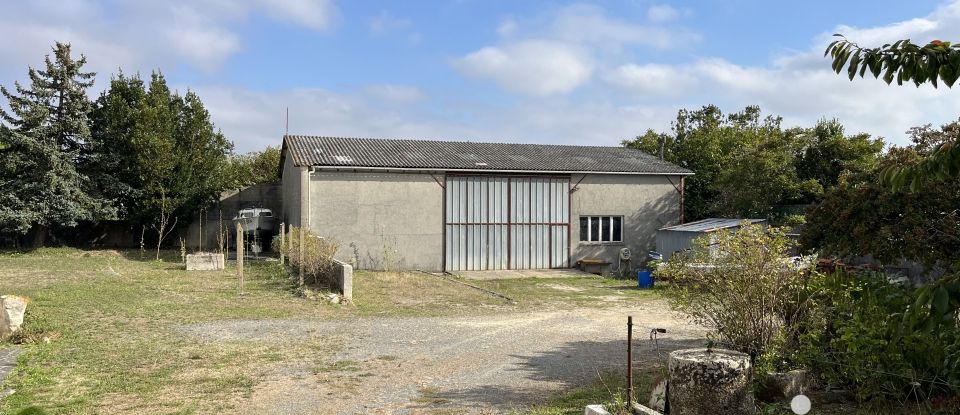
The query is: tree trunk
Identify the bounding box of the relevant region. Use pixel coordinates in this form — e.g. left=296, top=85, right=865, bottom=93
left=28, top=224, right=48, bottom=248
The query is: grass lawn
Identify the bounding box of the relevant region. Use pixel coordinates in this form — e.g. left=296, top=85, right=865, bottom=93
left=0, top=248, right=664, bottom=414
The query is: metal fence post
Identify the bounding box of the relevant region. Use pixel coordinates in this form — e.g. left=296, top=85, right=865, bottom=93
left=627, top=315, right=634, bottom=405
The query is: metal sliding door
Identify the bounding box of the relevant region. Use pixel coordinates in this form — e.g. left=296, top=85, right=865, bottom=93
left=445, top=176, right=569, bottom=271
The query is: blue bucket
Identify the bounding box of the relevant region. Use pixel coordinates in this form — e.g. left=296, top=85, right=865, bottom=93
left=638, top=270, right=655, bottom=288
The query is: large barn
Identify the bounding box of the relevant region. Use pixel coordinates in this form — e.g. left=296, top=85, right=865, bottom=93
left=280, top=135, right=692, bottom=273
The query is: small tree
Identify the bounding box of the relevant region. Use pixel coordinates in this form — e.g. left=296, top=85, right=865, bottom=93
left=657, top=223, right=811, bottom=355
left=152, top=188, right=177, bottom=260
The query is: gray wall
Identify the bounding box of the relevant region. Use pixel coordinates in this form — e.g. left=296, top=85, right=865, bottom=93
left=571, top=174, right=682, bottom=270
left=180, top=182, right=282, bottom=249
left=281, top=155, right=304, bottom=227
left=307, top=171, right=444, bottom=271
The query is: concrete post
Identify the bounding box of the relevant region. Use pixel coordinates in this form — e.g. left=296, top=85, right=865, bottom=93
left=668, top=348, right=754, bottom=415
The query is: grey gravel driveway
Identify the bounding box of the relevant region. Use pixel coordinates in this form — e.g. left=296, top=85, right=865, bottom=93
left=180, top=300, right=705, bottom=414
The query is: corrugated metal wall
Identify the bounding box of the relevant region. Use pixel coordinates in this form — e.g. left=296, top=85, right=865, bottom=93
left=445, top=176, right=569, bottom=271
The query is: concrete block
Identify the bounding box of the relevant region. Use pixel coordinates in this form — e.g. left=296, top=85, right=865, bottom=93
left=632, top=402, right=664, bottom=415
left=584, top=404, right=611, bottom=415
left=186, top=253, right=225, bottom=271
left=669, top=348, right=754, bottom=415
left=338, top=261, right=353, bottom=301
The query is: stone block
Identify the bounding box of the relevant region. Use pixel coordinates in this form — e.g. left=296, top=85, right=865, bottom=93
left=758, top=370, right=809, bottom=402
left=186, top=253, right=225, bottom=271
left=0, top=295, right=29, bottom=341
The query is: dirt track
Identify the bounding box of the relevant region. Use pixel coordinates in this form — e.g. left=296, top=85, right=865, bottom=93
left=180, top=299, right=705, bottom=414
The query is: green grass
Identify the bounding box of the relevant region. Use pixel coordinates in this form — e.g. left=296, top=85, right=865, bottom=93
left=0, top=248, right=337, bottom=415
left=472, top=276, right=663, bottom=309
left=522, top=366, right=663, bottom=415
left=0, top=248, right=666, bottom=414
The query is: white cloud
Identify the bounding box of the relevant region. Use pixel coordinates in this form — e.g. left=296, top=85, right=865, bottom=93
left=368, top=10, right=412, bottom=35
left=647, top=4, right=680, bottom=22
left=255, top=0, right=338, bottom=31
left=0, top=0, right=338, bottom=78
left=193, top=86, right=481, bottom=151
left=164, top=5, right=242, bottom=72
left=362, top=84, right=428, bottom=103
left=497, top=18, right=518, bottom=38
left=454, top=4, right=696, bottom=96
left=605, top=63, right=698, bottom=96
left=452, top=40, right=594, bottom=96
left=550, top=4, right=698, bottom=49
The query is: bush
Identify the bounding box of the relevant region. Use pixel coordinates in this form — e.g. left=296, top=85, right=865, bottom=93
left=789, top=270, right=960, bottom=404
left=656, top=223, right=812, bottom=355
left=274, top=226, right=339, bottom=288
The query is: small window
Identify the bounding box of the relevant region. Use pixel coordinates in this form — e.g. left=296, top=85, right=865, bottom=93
left=260, top=211, right=273, bottom=217
left=579, top=216, right=623, bottom=243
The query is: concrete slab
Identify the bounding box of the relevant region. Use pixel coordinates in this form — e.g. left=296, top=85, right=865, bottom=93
left=454, top=268, right=597, bottom=280
left=0, top=346, right=21, bottom=399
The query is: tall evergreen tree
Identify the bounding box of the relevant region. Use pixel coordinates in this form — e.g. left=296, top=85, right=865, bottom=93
left=86, top=72, right=148, bottom=219
left=0, top=42, right=113, bottom=245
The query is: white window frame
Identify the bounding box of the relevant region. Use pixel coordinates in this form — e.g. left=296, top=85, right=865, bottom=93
left=579, top=215, right=623, bottom=243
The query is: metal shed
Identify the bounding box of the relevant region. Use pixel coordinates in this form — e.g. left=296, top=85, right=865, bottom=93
left=655, top=218, right=766, bottom=261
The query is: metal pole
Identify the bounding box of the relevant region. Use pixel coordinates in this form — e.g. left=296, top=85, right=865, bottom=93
left=627, top=315, right=634, bottom=405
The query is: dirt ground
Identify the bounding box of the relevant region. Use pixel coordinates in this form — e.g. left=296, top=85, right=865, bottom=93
left=179, top=299, right=706, bottom=414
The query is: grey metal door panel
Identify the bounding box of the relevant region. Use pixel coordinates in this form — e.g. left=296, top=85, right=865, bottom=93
left=445, top=176, right=569, bottom=271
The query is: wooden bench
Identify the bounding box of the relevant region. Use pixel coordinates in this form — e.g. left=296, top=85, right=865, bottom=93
left=577, top=258, right=611, bottom=275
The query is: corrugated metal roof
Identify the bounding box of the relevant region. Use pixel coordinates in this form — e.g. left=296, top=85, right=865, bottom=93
left=282, top=135, right=693, bottom=175
left=659, top=218, right=766, bottom=233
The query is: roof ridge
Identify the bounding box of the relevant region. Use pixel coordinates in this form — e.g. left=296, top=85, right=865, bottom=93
left=284, top=134, right=645, bottom=150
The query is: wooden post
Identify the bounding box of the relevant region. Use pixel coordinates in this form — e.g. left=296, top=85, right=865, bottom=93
left=298, top=226, right=305, bottom=287
left=279, top=222, right=285, bottom=265
left=236, top=222, right=244, bottom=294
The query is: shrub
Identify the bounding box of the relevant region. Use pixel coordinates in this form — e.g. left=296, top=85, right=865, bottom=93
left=656, top=223, right=812, bottom=356
left=789, top=270, right=960, bottom=404
left=274, top=226, right=339, bottom=288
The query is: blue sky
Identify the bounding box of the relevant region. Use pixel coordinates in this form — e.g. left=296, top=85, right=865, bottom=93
left=1, top=0, right=958, bottom=152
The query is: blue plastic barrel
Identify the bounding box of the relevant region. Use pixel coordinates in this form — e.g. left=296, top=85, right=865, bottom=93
left=638, top=270, right=654, bottom=288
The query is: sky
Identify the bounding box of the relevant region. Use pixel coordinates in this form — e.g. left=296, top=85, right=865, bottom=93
left=1, top=0, right=958, bottom=152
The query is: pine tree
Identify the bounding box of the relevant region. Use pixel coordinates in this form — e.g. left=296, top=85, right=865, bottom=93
left=0, top=42, right=113, bottom=245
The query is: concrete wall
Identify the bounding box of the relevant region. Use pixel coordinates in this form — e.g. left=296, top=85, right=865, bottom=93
left=282, top=155, right=304, bottom=227
left=307, top=171, right=444, bottom=271
left=180, top=182, right=282, bottom=250
left=570, top=174, right=682, bottom=269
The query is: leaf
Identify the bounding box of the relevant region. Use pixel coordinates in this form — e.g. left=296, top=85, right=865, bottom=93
left=848, top=51, right=862, bottom=80
left=932, top=286, right=949, bottom=317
